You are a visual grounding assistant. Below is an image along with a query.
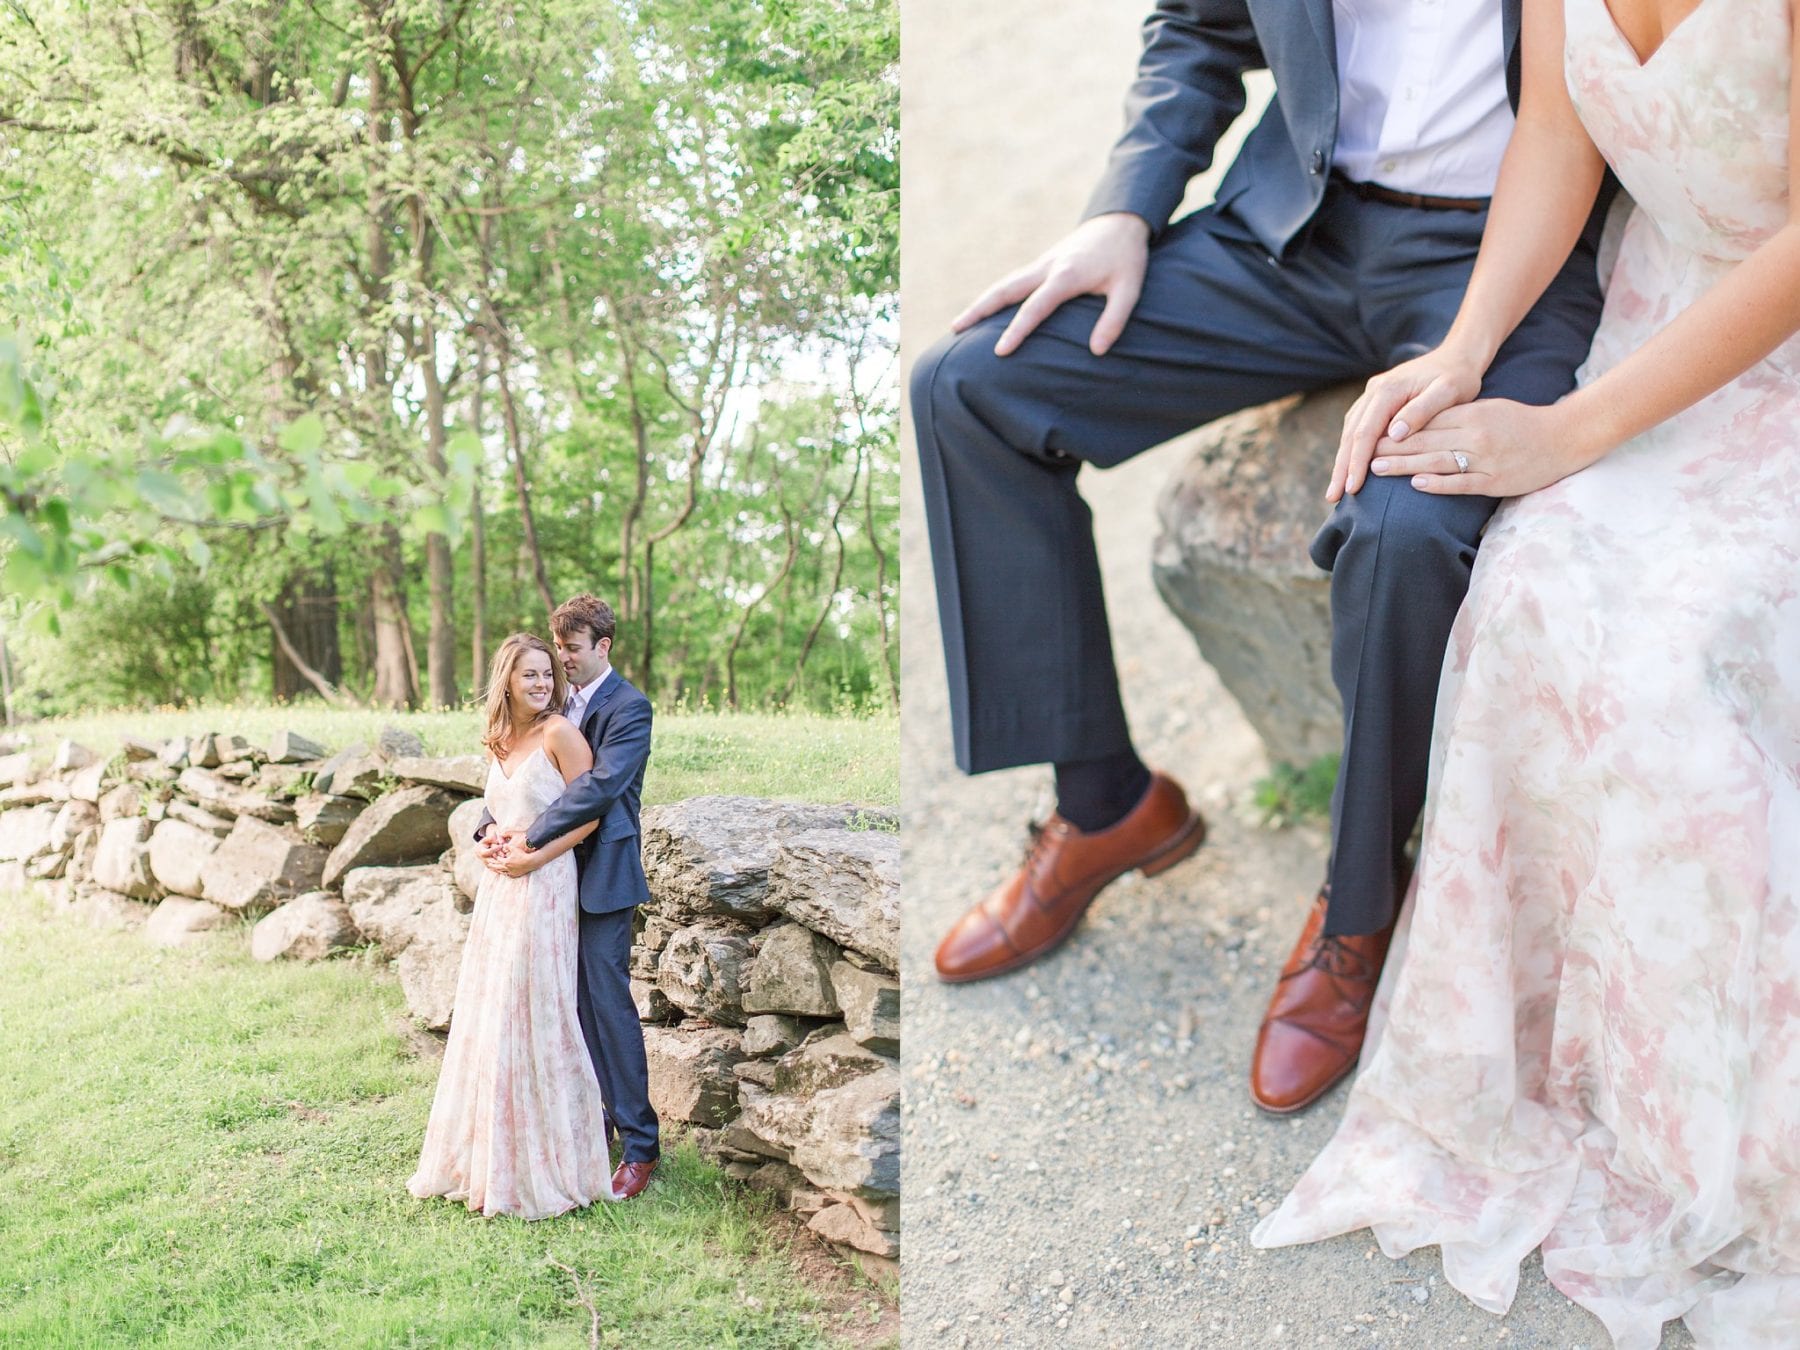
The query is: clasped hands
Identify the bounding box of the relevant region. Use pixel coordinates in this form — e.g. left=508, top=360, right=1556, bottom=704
left=476, top=829, right=539, bottom=879
left=1330, top=348, right=1600, bottom=503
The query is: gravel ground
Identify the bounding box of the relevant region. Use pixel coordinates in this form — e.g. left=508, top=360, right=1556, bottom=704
left=897, top=4, right=1693, bottom=1346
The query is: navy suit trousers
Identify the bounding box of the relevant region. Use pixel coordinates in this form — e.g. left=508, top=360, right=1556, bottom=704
left=912, top=182, right=1605, bottom=934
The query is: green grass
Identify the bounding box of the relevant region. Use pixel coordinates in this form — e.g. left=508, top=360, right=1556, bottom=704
left=0, top=893, right=848, bottom=1348
left=1251, top=753, right=1340, bottom=826
left=4, top=706, right=899, bottom=808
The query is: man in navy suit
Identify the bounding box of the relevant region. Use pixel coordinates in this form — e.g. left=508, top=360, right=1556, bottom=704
left=915, top=0, right=1610, bottom=1112
left=480, top=593, right=659, bottom=1198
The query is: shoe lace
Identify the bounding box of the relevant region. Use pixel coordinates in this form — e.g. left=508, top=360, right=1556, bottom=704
left=1299, top=933, right=1374, bottom=979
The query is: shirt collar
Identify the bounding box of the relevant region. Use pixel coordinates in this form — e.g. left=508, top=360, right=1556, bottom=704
left=570, top=663, right=612, bottom=711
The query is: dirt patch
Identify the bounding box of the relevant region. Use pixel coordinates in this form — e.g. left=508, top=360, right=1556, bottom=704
left=389, top=1012, right=446, bottom=1063
left=766, top=1209, right=899, bottom=1349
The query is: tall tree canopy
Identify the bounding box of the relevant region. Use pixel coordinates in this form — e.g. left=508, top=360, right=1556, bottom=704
left=0, top=0, right=898, bottom=718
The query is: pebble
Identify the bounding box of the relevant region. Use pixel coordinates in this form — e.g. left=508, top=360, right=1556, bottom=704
left=1058, top=1287, right=1075, bottom=1307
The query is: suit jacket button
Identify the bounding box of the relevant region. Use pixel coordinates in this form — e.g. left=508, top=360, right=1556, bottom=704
left=1309, top=149, right=1325, bottom=175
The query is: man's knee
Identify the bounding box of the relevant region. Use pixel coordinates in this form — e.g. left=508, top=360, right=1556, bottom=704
left=1312, top=477, right=1493, bottom=590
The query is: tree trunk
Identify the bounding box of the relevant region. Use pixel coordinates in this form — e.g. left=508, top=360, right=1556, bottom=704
left=494, top=354, right=556, bottom=619
left=370, top=529, right=417, bottom=709
left=469, top=339, right=489, bottom=688
left=270, top=570, right=342, bottom=701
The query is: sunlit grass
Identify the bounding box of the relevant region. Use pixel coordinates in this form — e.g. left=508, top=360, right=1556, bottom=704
left=4, top=706, right=899, bottom=807
left=0, top=892, right=844, bottom=1348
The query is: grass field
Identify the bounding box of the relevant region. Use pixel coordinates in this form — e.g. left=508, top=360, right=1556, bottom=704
left=4, top=706, right=899, bottom=808
left=0, top=894, right=890, bottom=1348
left=0, top=708, right=898, bottom=1347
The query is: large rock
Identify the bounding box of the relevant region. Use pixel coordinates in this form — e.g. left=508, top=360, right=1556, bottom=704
left=1151, top=387, right=1354, bottom=766
left=766, top=1032, right=890, bottom=1097
left=375, top=725, right=426, bottom=760
left=52, top=739, right=96, bottom=773
left=156, top=738, right=189, bottom=769
left=67, top=760, right=107, bottom=804
left=174, top=768, right=296, bottom=824
left=47, top=799, right=99, bottom=853
left=656, top=922, right=755, bottom=1025
left=146, top=818, right=225, bottom=899
left=0, top=751, right=33, bottom=787
left=808, top=1202, right=898, bottom=1259
left=143, top=896, right=232, bottom=948
left=743, top=1014, right=809, bottom=1058
left=265, top=730, right=327, bottom=764
left=200, top=815, right=327, bottom=913
left=389, top=755, right=487, bottom=796
left=643, top=1025, right=749, bottom=1127
left=831, top=960, right=900, bottom=1056
left=294, top=793, right=364, bottom=846
left=397, top=939, right=465, bottom=1030
left=639, top=797, right=873, bottom=924
left=97, top=783, right=142, bottom=822
left=0, top=779, right=68, bottom=807
left=739, top=1065, right=899, bottom=1200
left=250, top=892, right=362, bottom=962
left=767, top=829, right=899, bottom=970
left=447, top=797, right=489, bottom=904
left=311, top=746, right=384, bottom=800
left=165, top=800, right=235, bottom=837
left=118, top=734, right=160, bottom=762
left=71, top=887, right=155, bottom=930
left=322, top=785, right=458, bottom=889
left=341, top=865, right=465, bottom=956
left=91, top=817, right=161, bottom=899
left=743, top=922, right=842, bottom=1017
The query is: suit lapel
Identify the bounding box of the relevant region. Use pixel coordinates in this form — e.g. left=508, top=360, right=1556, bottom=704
left=581, top=673, right=622, bottom=737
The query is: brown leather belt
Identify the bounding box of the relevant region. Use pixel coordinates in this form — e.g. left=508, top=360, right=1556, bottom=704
left=1334, top=173, right=1490, bottom=213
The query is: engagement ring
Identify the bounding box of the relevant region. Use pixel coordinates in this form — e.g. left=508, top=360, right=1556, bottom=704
left=1452, top=451, right=1470, bottom=474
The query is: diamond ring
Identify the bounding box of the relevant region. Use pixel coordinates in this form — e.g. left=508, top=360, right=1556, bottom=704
left=1452, top=451, right=1470, bottom=474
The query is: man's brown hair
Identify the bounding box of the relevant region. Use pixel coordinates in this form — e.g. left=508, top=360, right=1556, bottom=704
left=550, top=593, right=617, bottom=648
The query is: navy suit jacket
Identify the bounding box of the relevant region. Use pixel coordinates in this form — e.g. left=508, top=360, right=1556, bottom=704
left=476, top=671, right=653, bottom=915
left=1085, top=0, right=1619, bottom=260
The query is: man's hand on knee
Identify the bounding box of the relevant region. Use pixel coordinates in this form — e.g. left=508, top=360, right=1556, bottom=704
left=953, top=212, right=1152, bottom=359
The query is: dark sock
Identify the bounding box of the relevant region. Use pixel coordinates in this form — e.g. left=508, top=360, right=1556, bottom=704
left=1054, top=750, right=1152, bottom=832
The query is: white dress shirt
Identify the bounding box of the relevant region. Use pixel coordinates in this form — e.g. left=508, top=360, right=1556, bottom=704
left=563, top=664, right=612, bottom=729
left=1331, top=0, right=1514, bottom=197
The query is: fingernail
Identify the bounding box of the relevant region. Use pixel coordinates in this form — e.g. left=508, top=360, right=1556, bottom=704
left=1390, top=420, right=1409, bottom=439
left=1371, top=458, right=1389, bottom=472
left=1412, top=475, right=1428, bottom=487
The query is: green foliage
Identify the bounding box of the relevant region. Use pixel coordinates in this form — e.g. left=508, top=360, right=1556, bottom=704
left=0, top=897, right=839, bottom=1347
left=1252, top=753, right=1341, bottom=826
left=0, top=0, right=899, bottom=714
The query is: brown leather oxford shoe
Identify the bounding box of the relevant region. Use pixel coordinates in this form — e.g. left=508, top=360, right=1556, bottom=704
left=1249, top=887, right=1397, bottom=1114
left=933, top=771, right=1206, bottom=983
left=612, top=1159, right=657, bottom=1200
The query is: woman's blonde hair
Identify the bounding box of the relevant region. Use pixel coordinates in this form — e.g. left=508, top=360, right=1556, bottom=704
left=481, top=633, right=568, bottom=759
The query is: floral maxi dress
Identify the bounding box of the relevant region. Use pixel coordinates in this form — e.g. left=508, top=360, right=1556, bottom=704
left=1253, top=0, right=1800, bottom=1345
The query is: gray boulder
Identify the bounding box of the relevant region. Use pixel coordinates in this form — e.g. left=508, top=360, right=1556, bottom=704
left=643, top=1025, right=749, bottom=1127
left=743, top=1014, right=809, bottom=1058
left=147, top=818, right=225, bottom=899
left=639, top=796, right=871, bottom=924
left=1151, top=387, right=1354, bottom=766
left=200, top=816, right=327, bottom=914
left=631, top=977, right=676, bottom=1022
left=143, top=896, right=232, bottom=948
left=265, top=730, right=327, bottom=764
left=767, top=829, right=899, bottom=970
left=656, top=922, right=755, bottom=1025
left=91, top=817, right=161, bottom=899
left=808, top=1201, right=898, bottom=1258
left=389, top=755, right=487, bottom=796
left=322, top=785, right=458, bottom=889
left=397, top=940, right=465, bottom=1030
left=156, top=738, right=189, bottom=769
left=51, top=739, right=96, bottom=773
left=376, top=725, right=426, bottom=761
left=341, top=865, right=465, bottom=956
left=174, top=768, right=296, bottom=824
left=0, top=751, right=33, bottom=787
left=831, top=960, right=900, bottom=1056
left=97, top=783, right=142, bottom=822
left=743, top=922, right=842, bottom=1018
left=67, top=760, right=107, bottom=804
left=250, top=892, right=362, bottom=962
left=739, top=1065, right=899, bottom=1200
left=446, top=797, right=489, bottom=905
left=71, top=887, right=154, bottom=930
left=47, top=799, right=99, bottom=853
left=165, top=800, right=235, bottom=838
left=312, top=747, right=384, bottom=801
left=294, top=793, right=364, bottom=846
left=118, top=735, right=160, bottom=762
